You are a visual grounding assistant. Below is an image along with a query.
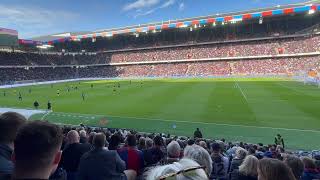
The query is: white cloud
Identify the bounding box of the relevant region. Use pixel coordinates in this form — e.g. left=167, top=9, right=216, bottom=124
left=123, top=0, right=161, bottom=11
left=0, top=4, right=79, bottom=38
left=160, top=0, right=176, bottom=8
left=133, top=0, right=177, bottom=18
left=179, top=2, right=185, bottom=11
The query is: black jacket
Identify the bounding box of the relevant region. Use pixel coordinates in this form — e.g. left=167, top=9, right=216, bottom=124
left=230, top=170, right=258, bottom=180
left=78, top=148, right=126, bottom=180
left=230, top=170, right=257, bottom=180
left=59, top=143, right=91, bottom=172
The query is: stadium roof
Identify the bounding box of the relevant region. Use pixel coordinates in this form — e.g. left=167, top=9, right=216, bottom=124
left=25, top=1, right=320, bottom=45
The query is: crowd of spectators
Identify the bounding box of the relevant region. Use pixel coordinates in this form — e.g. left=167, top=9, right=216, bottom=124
left=0, top=52, right=109, bottom=66
left=110, top=36, right=320, bottom=63
left=1, top=111, right=320, bottom=180
left=1, top=56, right=319, bottom=85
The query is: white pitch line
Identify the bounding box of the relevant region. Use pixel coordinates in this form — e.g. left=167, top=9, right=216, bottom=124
left=41, top=111, right=52, bottom=120
left=235, top=81, right=248, bottom=103
left=51, top=112, right=320, bottom=133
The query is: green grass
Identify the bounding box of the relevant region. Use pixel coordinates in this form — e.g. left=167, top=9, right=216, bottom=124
left=1, top=77, right=320, bottom=150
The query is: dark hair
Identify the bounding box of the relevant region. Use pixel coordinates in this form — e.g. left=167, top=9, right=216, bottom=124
left=284, top=155, right=304, bottom=179
left=211, top=143, right=221, bottom=152
left=0, top=112, right=26, bottom=143
left=187, top=139, right=195, bottom=146
left=14, top=121, right=63, bottom=171
left=127, top=134, right=137, bottom=147
left=108, top=134, right=121, bottom=150
left=258, top=158, right=295, bottom=180
left=93, top=133, right=106, bottom=148
left=153, top=135, right=163, bottom=146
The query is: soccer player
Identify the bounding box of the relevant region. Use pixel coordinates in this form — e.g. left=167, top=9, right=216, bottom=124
left=275, top=134, right=285, bottom=148
left=57, top=89, right=60, bottom=96
left=91, top=84, right=93, bottom=88
left=47, top=101, right=52, bottom=110
left=3, top=90, right=6, bottom=97
left=33, top=101, right=39, bottom=109
left=81, top=92, right=85, bottom=100
left=28, top=88, right=31, bottom=94
left=18, top=92, right=22, bottom=101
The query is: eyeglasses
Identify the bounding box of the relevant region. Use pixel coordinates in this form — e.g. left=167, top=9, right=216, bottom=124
left=159, top=166, right=206, bottom=180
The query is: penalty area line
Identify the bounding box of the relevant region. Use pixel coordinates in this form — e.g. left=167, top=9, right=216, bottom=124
left=235, top=81, right=248, bottom=103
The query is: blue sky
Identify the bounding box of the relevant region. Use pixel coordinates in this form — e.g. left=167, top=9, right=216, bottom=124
left=0, top=0, right=309, bottom=38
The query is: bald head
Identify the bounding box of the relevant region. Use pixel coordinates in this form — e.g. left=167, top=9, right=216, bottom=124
left=67, top=130, right=80, bottom=144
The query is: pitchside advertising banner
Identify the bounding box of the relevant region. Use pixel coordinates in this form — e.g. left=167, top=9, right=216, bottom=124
left=0, top=27, right=18, bottom=46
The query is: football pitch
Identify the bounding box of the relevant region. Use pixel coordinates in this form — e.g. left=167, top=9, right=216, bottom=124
left=0, top=77, right=320, bottom=150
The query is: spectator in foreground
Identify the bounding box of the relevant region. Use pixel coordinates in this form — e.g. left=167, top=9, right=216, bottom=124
left=59, top=130, right=91, bottom=180
left=79, top=130, right=88, bottom=144
left=194, top=128, right=203, bottom=139
left=257, top=158, right=295, bottom=180
left=230, top=155, right=258, bottom=180
left=0, top=112, right=26, bottom=179
left=184, top=144, right=212, bottom=175
left=229, top=147, right=248, bottom=173
left=118, top=134, right=144, bottom=174
left=210, top=143, right=229, bottom=180
left=301, top=157, right=320, bottom=180
left=78, top=133, right=136, bottom=180
left=145, top=158, right=209, bottom=180
left=144, top=135, right=164, bottom=166
left=284, top=155, right=304, bottom=180
left=166, top=141, right=181, bottom=163
left=12, top=121, right=63, bottom=179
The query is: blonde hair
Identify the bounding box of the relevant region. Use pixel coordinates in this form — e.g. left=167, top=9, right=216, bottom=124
left=235, top=147, right=248, bottom=159
left=239, top=155, right=258, bottom=177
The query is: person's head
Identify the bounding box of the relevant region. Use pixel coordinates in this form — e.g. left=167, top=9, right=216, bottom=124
left=12, top=121, right=63, bottom=179
left=167, top=141, right=181, bottom=158
left=235, top=147, right=248, bottom=160
left=284, top=155, right=304, bottom=180
left=93, top=133, right=106, bottom=148
left=126, top=134, right=137, bottom=147
left=88, top=132, right=96, bottom=144
left=258, top=158, right=295, bottom=180
left=184, top=144, right=212, bottom=175
left=146, top=158, right=208, bottom=180
left=109, top=134, right=121, bottom=148
left=79, top=130, right=87, bottom=138
left=67, top=130, right=80, bottom=144
left=154, top=135, right=163, bottom=147
left=0, top=112, right=26, bottom=146
left=196, top=128, right=199, bottom=131
left=301, top=156, right=316, bottom=169
left=211, top=143, right=221, bottom=155
left=146, top=138, right=153, bottom=149
left=277, top=134, right=281, bottom=138
left=139, top=137, right=146, bottom=148
left=239, top=155, right=258, bottom=177
left=199, top=141, right=207, bottom=149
